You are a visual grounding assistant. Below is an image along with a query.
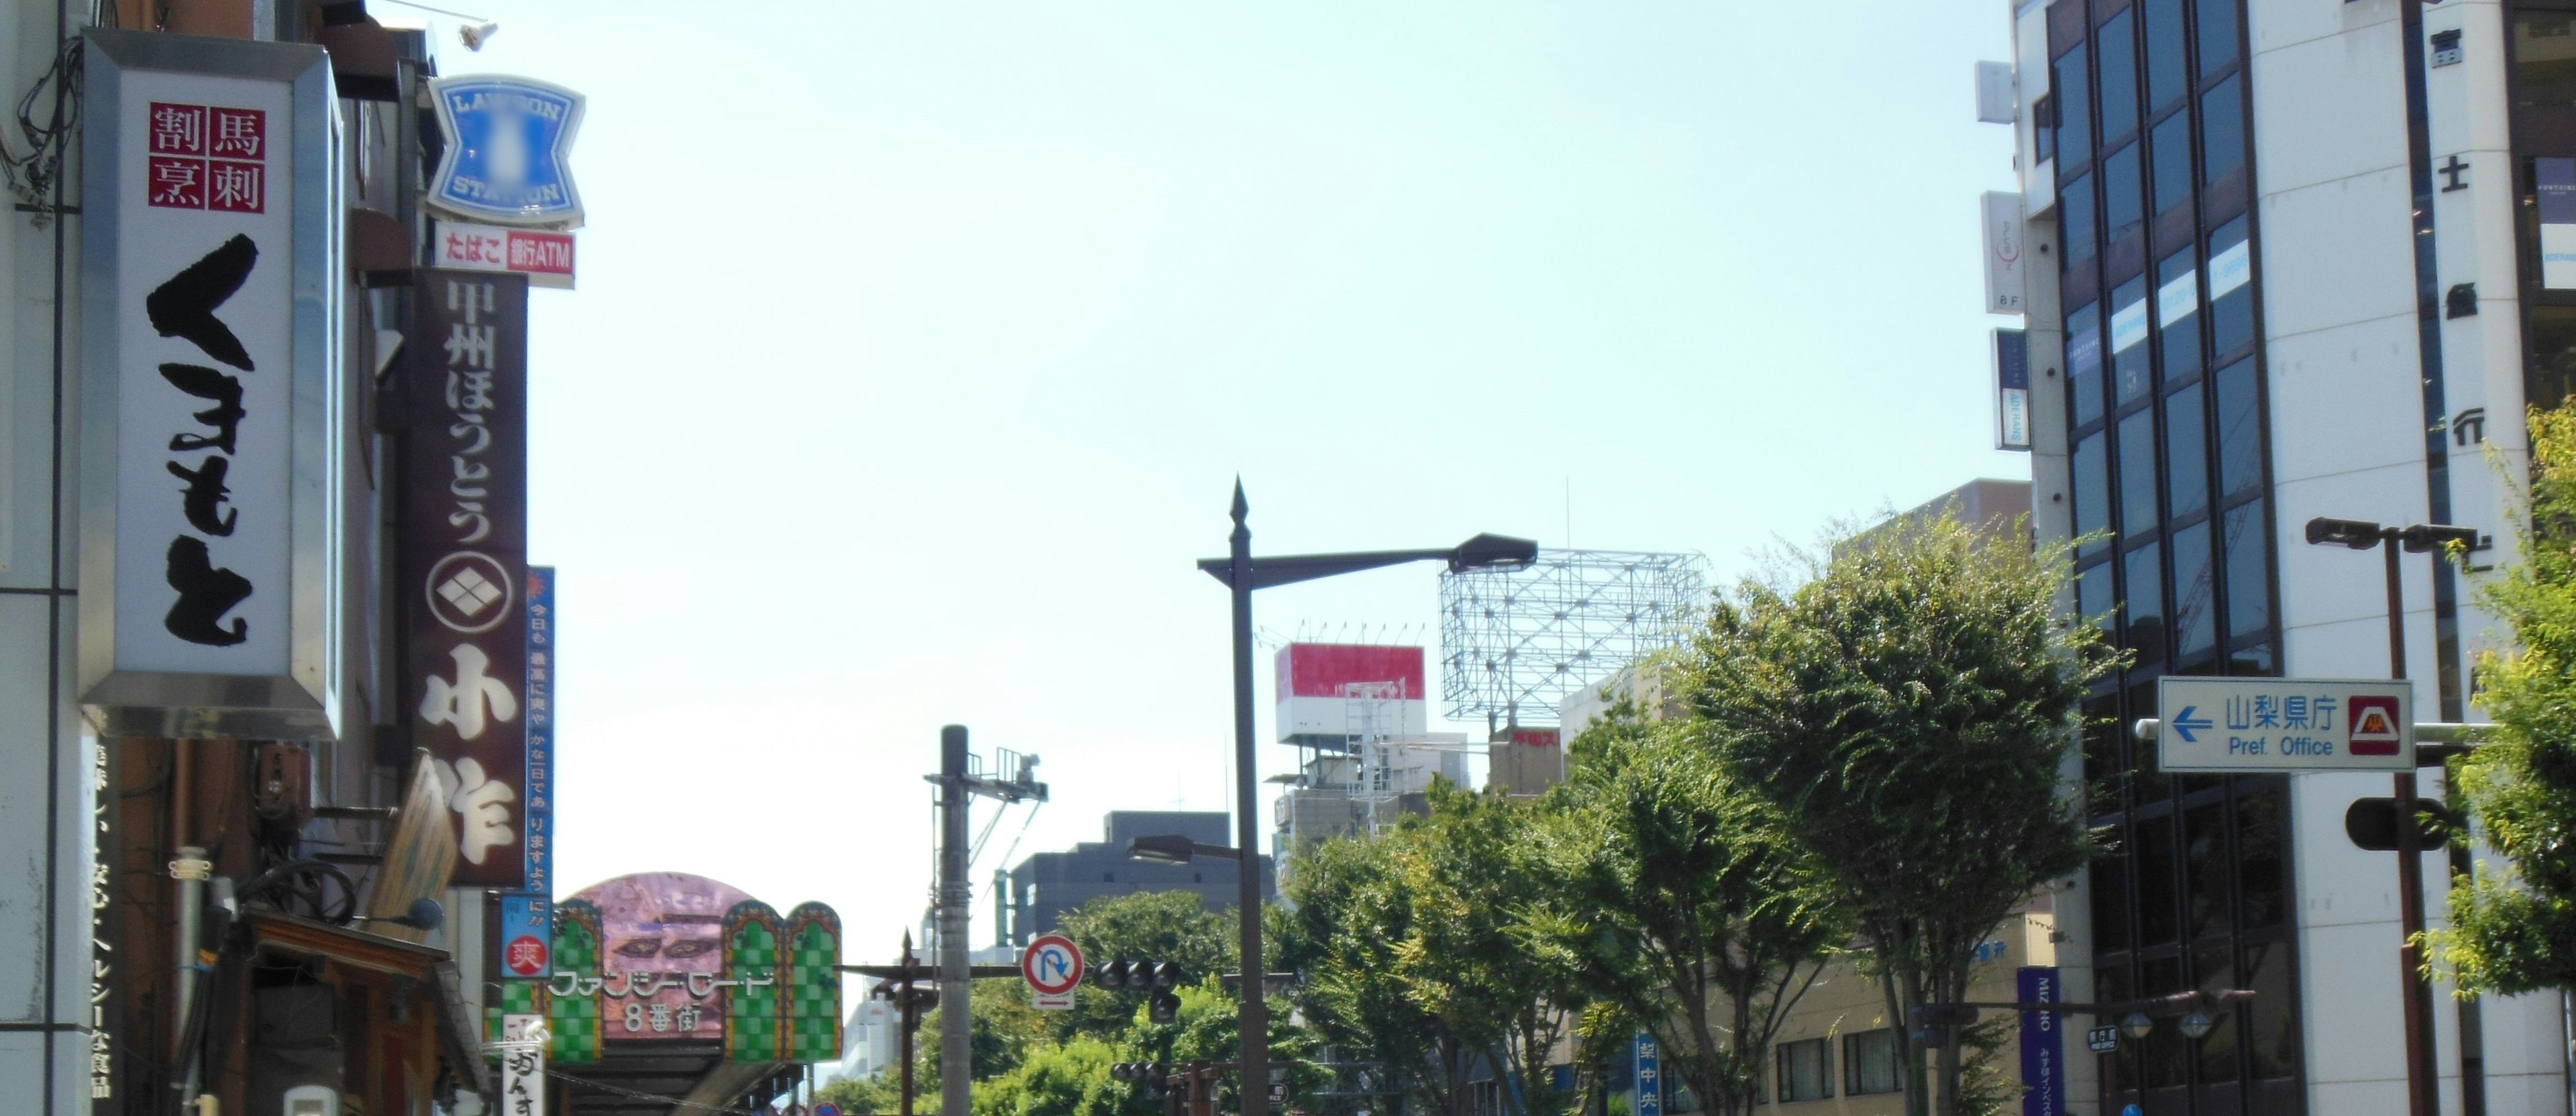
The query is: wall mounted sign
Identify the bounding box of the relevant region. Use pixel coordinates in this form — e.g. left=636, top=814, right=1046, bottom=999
left=427, top=74, right=585, bottom=227
left=1994, top=328, right=2031, bottom=451
left=2540, top=158, right=2576, bottom=289
left=77, top=28, right=345, bottom=740
left=2017, top=967, right=2063, bottom=1116
left=1982, top=191, right=2027, bottom=315
left=525, top=566, right=557, bottom=893
left=433, top=219, right=575, bottom=289
left=404, top=270, right=531, bottom=885
left=501, top=893, right=553, bottom=979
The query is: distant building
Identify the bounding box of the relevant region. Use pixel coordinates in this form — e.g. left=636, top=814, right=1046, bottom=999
left=840, top=994, right=900, bottom=1080
left=1004, top=811, right=1275, bottom=947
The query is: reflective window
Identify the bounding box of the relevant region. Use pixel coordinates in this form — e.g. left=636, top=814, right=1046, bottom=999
left=2099, top=11, right=2141, bottom=143
left=2208, top=217, right=2253, bottom=354
left=2091, top=845, right=2131, bottom=950
left=2119, top=409, right=2161, bottom=536
left=2135, top=810, right=2180, bottom=944
left=2198, top=0, right=2241, bottom=74
left=2157, top=247, right=2202, bottom=382
left=2063, top=173, right=2098, bottom=268
left=2202, top=77, right=2246, bottom=191
left=2075, top=432, right=2111, bottom=557
left=2237, top=785, right=2287, bottom=929
left=2151, top=113, right=2194, bottom=221
left=2145, top=0, right=2190, bottom=111
left=2166, top=385, right=2208, bottom=519
left=2224, top=499, right=2271, bottom=640
left=2055, top=44, right=2093, bottom=162
left=2126, top=540, right=2167, bottom=664
left=2514, top=10, right=2576, bottom=109
left=2112, top=278, right=2152, bottom=403
left=2172, top=519, right=2215, bottom=661
left=2071, top=303, right=2105, bottom=426
left=2214, top=357, right=2262, bottom=496
left=2104, top=143, right=2145, bottom=244
left=2080, top=559, right=2114, bottom=629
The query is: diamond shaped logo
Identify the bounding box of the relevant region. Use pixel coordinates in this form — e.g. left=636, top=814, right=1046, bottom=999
left=425, top=552, right=515, bottom=633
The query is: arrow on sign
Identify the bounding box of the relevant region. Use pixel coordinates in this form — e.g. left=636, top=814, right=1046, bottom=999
left=2171, top=705, right=2214, bottom=744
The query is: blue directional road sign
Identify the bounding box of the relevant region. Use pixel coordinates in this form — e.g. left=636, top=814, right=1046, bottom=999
left=2155, top=676, right=2414, bottom=773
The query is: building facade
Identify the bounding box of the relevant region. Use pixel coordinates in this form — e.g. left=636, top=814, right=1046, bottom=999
left=1004, top=811, right=1275, bottom=948
left=1995, top=0, right=2573, bottom=1111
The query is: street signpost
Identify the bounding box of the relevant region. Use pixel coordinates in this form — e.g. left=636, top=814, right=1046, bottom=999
left=2155, top=676, right=2414, bottom=772
left=1023, top=933, right=1083, bottom=1011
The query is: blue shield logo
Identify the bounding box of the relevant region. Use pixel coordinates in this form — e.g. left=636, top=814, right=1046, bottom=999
left=427, top=75, right=584, bottom=227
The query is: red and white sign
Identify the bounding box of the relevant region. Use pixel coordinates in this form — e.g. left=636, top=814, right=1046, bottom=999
left=1022, top=933, right=1083, bottom=1009
left=2349, top=696, right=2404, bottom=757
left=1276, top=643, right=1430, bottom=744
left=504, top=933, right=549, bottom=977
left=433, top=219, right=576, bottom=289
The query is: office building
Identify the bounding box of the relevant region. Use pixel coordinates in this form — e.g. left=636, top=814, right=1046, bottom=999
left=1992, top=0, right=2570, bottom=1111
left=1004, top=811, right=1275, bottom=948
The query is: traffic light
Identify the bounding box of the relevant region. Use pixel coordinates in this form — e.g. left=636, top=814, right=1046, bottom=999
left=1093, top=960, right=1187, bottom=1023
left=2345, top=797, right=2464, bottom=852
left=1094, top=961, right=1132, bottom=991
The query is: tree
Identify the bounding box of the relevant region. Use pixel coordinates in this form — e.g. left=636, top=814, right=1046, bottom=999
left=1685, top=513, right=2108, bottom=1116
left=1276, top=829, right=1449, bottom=1116
left=1059, top=889, right=1240, bottom=1041
left=1521, top=700, right=1844, bottom=1116
left=2425, top=403, right=2576, bottom=996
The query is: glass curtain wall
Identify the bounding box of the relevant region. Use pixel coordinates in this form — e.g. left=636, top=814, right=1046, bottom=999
left=2048, top=0, right=2301, bottom=1112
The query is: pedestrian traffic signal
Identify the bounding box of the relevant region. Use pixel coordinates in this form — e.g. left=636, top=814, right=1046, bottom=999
left=2345, top=797, right=2463, bottom=852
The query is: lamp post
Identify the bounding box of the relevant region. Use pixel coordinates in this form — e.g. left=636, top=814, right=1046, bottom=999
left=2302, top=515, right=2478, bottom=1116
left=1199, top=482, right=1536, bottom=1116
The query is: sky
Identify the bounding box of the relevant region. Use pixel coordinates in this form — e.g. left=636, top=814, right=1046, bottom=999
left=396, top=0, right=2033, bottom=1017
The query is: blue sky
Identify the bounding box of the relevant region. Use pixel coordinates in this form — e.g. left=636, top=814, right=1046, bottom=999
left=406, top=0, right=2031, bottom=997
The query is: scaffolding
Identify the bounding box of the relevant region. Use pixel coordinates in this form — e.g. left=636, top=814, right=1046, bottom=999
left=1439, top=548, right=1709, bottom=725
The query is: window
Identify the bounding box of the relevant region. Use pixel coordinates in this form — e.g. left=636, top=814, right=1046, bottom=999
left=2165, top=385, right=2208, bottom=519
left=2125, top=540, right=2167, bottom=664
left=2208, top=217, right=2253, bottom=355
left=2079, top=560, right=2114, bottom=628
left=2118, top=408, right=2159, bottom=534
left=2135, top=811, right=2181, bottom=945
left=2197, top=0, right=2241, bottom=74
left=2092, top=844, right=2132, bottom=950
left=2173, top=519, right=2215, bottom=662
left=2213, top=358, right=2261, bottom=497
left=1775, top=1038, right=1831, bottom=1103
left=2070, top=303, right=2104, bottom=425
left=2151, top=112, right=2195, bottom=221
left=2145, top=0, right=2190, bottom=111
left=2063, top=173, right=2099, bottom=271
left=2157, top=247, right=2202, bottom=382
left=2530, top=305, right=2576, bottom=408
left=2055, top=45, right=2093, bottom=163
left=2223, top=499, right=2271, bottom=640
left=2099, top=10, right=2140, bottom=143
left=1844, top=1029, right=1901, bottom=1096
left=2104, top=143, right=2145, bottom=244
left=2202, top=77, right=2246, bottom=193
left=2111, top=278, right=2151, bottom=403
left=2074, top=433, right=2110, bottom=558
left=2515, top=10, right=2576, bottom=108
left=2037, top=95, right=2057, bottom=163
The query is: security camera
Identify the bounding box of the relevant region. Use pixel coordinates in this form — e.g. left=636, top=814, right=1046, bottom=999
left=460, top=21, right=498, bottom=50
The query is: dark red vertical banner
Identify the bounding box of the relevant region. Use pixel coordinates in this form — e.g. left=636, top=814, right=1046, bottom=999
left=402, top=269, right=531, bottom=887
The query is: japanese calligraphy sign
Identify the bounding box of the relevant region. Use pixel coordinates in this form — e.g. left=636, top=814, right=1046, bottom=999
left=427, top=74, right=585, bottom=227
left=525, top=566, right=557, bottom=893
left=501, top=893, right=553, bottom=979
left=1631, top=1033, right=1661, bottom=1116
left=405, top=270, right=531, bottom=885
left=433, top=220, right=576, bottom=289
left=2156, top=676, right=2416, bottom=773
left=498, top=1014, right=547, bottom=1116
left=77, top=30, right=344, bottom=740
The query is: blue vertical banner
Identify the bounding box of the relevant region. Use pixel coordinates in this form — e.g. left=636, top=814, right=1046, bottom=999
left=523, top=566, right=555, bottom=894
left=1633, top=1032, right=1662, bottom=1116
left=499, top=893, right=551, bottom=979
left=2017, top=966, right=2064, bottom=1116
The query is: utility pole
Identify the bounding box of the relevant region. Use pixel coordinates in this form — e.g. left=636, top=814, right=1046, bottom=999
left=924, top=725, right=1048, bottom=1116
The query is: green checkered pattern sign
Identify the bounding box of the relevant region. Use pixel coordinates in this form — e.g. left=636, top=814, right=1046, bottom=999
left=724, top=901, right=784, bottom=1064
left=488, top=979, right=546, bottom=1045
left=549, top=899, right=604, bottom=1065
left=784, top=903, right=843, bottom=1064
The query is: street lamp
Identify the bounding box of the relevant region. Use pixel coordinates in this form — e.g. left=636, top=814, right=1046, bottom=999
left=2301, top=515, right=2477, bottom=1116
left=1198, top=481, right=1537, bottom=1116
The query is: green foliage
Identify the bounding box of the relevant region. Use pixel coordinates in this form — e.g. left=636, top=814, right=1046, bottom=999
left=1683, top=511, right=2106, bottom=1115
left=974, top=1037, right=1127, bottom=1116
left=818, top=1071, right=902, bottom=1115
left=1523, top=699, right=1843, bottom=1116
left=1059, top=890, right=1239, bottom=1039
left=2428, top=403, right=2576, bottom=995
left=1276, top=786, right=1572, bottom=1116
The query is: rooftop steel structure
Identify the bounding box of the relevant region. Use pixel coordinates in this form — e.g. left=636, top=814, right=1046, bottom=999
left=1438, top=548, right=1707, bottom=726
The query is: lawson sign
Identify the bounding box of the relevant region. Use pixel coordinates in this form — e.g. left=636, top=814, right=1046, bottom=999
left=427, top=74, right=584, bottom=227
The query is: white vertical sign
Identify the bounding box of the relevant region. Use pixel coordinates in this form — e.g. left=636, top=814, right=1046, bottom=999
left=77, top=30, right=343, bottom=740
left=1982, top=191, right=2027, bottom=315
left=500, top=1014, right=547, bottom=1116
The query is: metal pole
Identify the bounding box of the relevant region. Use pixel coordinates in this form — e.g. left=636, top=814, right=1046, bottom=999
left=1231, top=483, right=1271, bottom=1116
left=2383, top=535, right=2438, bottom=1116
left=941, top=725, right=973, bottom=1116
